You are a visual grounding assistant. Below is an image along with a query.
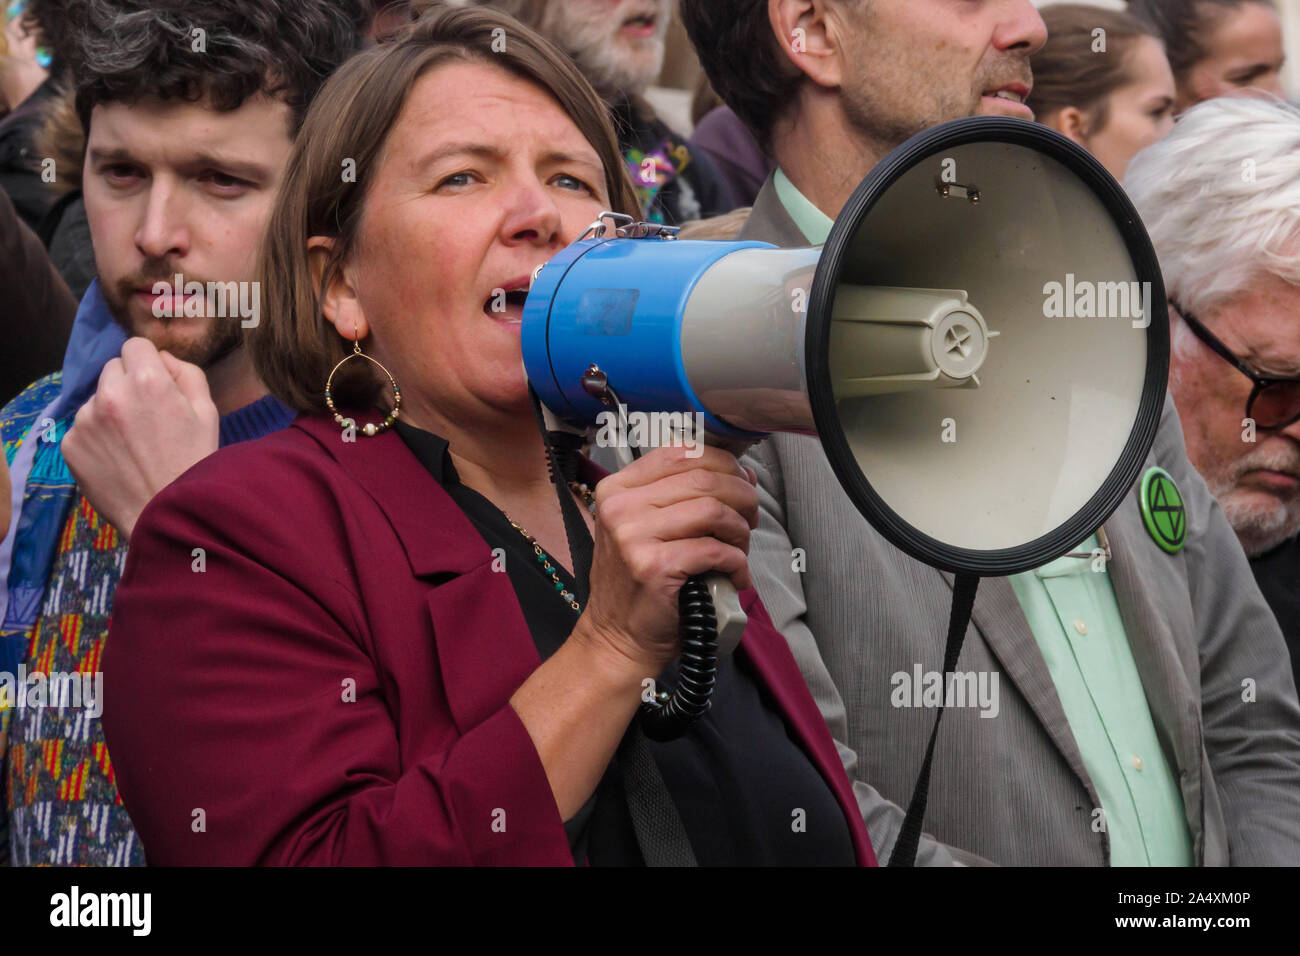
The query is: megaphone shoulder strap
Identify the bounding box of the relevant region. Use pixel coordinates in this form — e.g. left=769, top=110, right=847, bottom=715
left=889, top=571, right=980, bottom=867
left=527, top=384, right=699, bottom=866
left=527, top=385, right=595, bottom=606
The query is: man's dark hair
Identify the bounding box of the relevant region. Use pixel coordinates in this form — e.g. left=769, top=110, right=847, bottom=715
left=678, top=0, right=803, bottom=152
left=1127, top=0, right=1274, bottom=84
left=68, top=0, right=372, bottom=134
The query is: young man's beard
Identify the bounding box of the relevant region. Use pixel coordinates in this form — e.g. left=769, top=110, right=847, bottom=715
left=101, top=271, right=244, bottom=371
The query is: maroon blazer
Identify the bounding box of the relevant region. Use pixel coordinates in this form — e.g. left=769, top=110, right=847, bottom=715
left=102, top=413, right=877, bottom=866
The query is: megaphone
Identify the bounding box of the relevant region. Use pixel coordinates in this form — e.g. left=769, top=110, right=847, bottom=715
left=523, top=117, right=1168, bottom=742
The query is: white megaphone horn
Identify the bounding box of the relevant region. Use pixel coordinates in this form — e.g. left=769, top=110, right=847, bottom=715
left=521, top=116, right=1168, bottom=747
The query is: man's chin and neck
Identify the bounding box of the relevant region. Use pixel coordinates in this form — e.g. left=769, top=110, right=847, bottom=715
left=774, top=60, right=1030, bottom=219
left=590, top=65, right=659, bottom=108
left=772, top=95, right=936, bottom=221
left=107, top=302, right=267, bottom=416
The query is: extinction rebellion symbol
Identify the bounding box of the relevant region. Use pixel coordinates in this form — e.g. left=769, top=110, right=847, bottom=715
left=1140, top=466, right=1186, bottom=554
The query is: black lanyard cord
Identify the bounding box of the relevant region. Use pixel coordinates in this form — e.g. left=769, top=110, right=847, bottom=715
left=889, top=571, right=980, bottom=867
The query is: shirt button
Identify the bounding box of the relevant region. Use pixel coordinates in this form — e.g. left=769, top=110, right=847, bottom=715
left=1074, top=619, right=1088, bottom=635
left=1131, top=754, right=1143, bottom=771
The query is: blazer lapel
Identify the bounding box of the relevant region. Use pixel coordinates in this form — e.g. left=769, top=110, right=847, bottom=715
left=740, top=591, right=878, bottom=866
left=292, top=415, right=542, bottom=734
left=938, top=571, right=1099, bottom=804
left=738, top=174, right=811, bottom=247
left=425, top=569, right=542, bottom=734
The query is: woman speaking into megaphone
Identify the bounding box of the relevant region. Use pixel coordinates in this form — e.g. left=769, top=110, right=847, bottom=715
left=98, top=6, right=873, bottom=867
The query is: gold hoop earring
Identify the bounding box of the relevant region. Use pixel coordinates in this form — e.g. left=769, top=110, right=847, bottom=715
left=324, top=326, right=401, bottom=437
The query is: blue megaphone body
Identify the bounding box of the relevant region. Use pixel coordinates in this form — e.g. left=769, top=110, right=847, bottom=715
left=522, top=219, right=779, bottom=441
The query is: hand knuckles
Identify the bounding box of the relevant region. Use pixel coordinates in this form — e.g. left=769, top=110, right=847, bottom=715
left=626, top=547, right=657, bottom=581
left=610, top=521, right=638, bottom=551
left=596, top=493, right=625, bottom=525
left=96, top=389, right=126, bottom=421
left=687, top=468, right=716, bottom=494
left=130, top=368, right=167, bottom=394
left=702, top=496, right=729, bottom=525
left=712, top=540, right=741, bottom=568
left=593, top=481, right=618, bottom=508
left=723, top=507, right=751, bottom=539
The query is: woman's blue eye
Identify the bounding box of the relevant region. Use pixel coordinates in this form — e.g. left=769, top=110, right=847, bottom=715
left=439, top=172, right=475, bottom=188
left=203, top=171, right=249, bottom=190
left=554, top=174, right=590, bottom=192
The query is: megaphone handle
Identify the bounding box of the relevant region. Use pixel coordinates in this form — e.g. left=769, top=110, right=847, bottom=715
left=640, top=574, right=724, bottom=742
left=580, top=377, right=751, bottom=740
left=635, top=460, right=750, bottom=741
left=707, top=572, right=746, bottom=657
left=701, top=435, right=755, bottom=658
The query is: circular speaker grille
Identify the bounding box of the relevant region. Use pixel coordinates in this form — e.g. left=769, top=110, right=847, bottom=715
left=805, top=117, right=1169, bottom=576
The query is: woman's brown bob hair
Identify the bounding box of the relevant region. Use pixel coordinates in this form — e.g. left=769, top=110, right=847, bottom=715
left=251, top=3, right=643, bottom=414
left=1027, top=4, right=1163, bottom=135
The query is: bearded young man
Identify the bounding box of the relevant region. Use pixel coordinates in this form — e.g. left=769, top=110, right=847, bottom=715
left=448, top=0, right=736, bottom=224
left=681, top=0, right=1300, bottom=866
left=1126, top=96, right=1300, bottom=696
left=0, top=0, right=368, bottom=866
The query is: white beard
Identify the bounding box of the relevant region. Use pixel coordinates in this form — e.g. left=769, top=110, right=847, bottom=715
left=541, top=0, right=670, bottom=101
left=1204, top=443, right=1300, bottom=556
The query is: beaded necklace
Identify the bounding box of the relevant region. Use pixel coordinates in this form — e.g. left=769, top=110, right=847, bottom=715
left=503, top=482, right=595, bottom=613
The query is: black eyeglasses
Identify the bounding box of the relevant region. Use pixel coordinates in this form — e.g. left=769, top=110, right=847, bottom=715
left=1172, top=301, right=1300, bottom=431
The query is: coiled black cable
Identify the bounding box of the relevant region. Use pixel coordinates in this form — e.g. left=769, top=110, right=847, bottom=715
left=639, top=575, right=720, bottom=742
left=530, top=385, right=719, bottom=743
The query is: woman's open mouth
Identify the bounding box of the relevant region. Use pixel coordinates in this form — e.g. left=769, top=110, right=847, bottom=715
left=483, top=287, right=529, bottom=324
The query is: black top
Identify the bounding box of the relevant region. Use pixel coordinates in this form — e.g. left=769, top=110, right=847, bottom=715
left=1249, top=534, right=1300, bottom=694
left=0, top=78, right=60, bottom=232
left=394, top=421, right=855, bottom=866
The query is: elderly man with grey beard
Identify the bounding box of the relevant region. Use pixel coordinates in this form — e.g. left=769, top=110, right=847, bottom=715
left=433, top=0, right=736, bottom=223
left=1127, top=96, right=1300, bottom=694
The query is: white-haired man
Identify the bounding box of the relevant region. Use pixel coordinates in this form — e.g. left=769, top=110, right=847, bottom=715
left=1127, top=95, right=1300, bottom=692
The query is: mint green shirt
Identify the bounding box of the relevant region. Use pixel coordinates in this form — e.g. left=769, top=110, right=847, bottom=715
left=773, top=168, right=1194, bottom=866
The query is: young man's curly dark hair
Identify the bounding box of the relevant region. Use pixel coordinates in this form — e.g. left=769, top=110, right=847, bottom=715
left=66, top=0, right=374, bottom=134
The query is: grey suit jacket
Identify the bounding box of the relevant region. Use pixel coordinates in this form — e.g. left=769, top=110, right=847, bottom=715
left=738, top=175, right=1300, bottom=865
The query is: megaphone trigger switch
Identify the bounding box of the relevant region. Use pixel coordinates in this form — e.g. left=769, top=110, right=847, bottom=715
left=930, top=309, right=989, bottom=382
left=580, top=364, right=612, bottom=405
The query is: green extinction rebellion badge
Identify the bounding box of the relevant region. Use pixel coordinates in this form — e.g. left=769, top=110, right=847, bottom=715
left=1140, top=466, right=1186, bottom=554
